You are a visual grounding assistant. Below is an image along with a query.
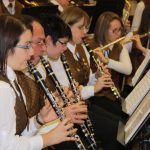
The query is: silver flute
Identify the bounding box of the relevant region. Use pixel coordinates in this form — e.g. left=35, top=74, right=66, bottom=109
left=27, top=60, right=86, bottom=150
left=60, top=53, right=97, bottom=149
left=40, top=56, right=97, bottom=150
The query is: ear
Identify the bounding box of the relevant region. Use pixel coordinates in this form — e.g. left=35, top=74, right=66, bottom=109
left=45, top=35, right=53, bottom=45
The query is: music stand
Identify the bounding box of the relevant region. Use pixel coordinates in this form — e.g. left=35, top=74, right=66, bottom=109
left=21, top=5, right=59, bottom=20
left=117, top=91, right=150, bottom=147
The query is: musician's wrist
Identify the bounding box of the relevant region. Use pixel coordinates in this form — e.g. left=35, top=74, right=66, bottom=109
left=36, top=113, right=44, bottom=126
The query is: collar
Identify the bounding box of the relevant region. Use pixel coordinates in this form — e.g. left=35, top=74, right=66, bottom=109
left=6, top=65, right=17, bottom=82
left=67, top=42, right=76, bottom=54
left=50, top=0, right=64, bottom=12
left=2, top=0, right=15, bottom=8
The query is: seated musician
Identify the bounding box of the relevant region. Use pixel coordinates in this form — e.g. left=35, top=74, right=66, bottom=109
left=0, top=0, right=23, bottom=16
left=39, top=9, right=125, bottom=149
left=0, top=15, right=76, bottom=150
left=17, top=14, right=88, bottom=133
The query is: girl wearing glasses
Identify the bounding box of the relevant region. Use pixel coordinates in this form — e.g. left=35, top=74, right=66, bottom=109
left=60, top=6, right=126, bottom=150
left=0, top=15, right=76, bottom=150
left=94, top=11, right=132, bottom=93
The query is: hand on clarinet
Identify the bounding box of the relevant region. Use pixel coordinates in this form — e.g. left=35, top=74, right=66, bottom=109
left=93, top=47, right=109, bottom=64
left=94, top=74, right=113, bottom=93
left=63, top=101, right=88, bottom=124
left=42, top=118, right=77, bottom=148
left=38, top=99, right=58, bottom=124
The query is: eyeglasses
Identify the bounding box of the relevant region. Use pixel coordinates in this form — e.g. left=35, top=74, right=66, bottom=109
left=32, top=39, right=46, bottom=47
left=15, top=43, right=32, bottom=49
left=109, top=27, right=123, bottom=34
left=57, top=40, right=68, bottom=46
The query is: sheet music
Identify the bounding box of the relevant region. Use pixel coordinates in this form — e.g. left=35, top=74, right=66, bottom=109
left=124, top=91, right=150, bottom=144
left=132, top=50, right=150, bottom=86
left=122, top=69, right=150, bottom=115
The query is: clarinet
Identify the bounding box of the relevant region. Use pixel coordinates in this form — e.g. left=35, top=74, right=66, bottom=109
left=83, top=40, right=123, bottom=102
left=27, top=60, right=86, bottom=150
left=60, top=54, right=97, bottom=148
left=40, top=56, right=97, bottom=150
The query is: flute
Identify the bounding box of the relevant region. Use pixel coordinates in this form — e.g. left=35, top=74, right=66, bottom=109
left=27, top=60, right=86, bottom=150
left=101, top=32, right=150, bottom=51
left=40, top=56, right=97, bottom=150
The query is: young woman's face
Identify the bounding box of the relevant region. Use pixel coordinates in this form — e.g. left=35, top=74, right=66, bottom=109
left=7, top=30, right=33, bottom=71
left=70, top=17, right=88, bottom=45
left=106, top=19, right=122, bottom=43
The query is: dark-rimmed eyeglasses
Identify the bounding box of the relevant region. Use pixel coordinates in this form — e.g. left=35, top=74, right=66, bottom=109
left=57, top=40, right=68, bottom=46
left=32, top=39, right=46, bottom=47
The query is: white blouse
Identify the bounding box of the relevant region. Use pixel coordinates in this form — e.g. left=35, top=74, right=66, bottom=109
left=0, top=66, right=43, bottom=150
left=107, top=45, right=132, bottom=75
left=131, top=1, right=145, bottom=32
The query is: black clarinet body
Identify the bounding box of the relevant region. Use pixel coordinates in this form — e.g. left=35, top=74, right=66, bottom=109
left=40, top=56, right=97, bottom=150
left=60, top=54, right=97, bottom=149
left=27, top=60, right=86, bottom=150
left=83, top=39, right=123, bottom=102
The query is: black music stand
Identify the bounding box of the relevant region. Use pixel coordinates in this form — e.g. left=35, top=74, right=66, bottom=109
left=21, top=5, right=59, bottom=20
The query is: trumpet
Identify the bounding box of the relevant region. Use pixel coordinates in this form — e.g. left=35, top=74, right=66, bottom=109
left=100, top=32, right=150, bottom=51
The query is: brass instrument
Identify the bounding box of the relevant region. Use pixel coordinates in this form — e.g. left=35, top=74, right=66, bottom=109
left=25, top=0, right=39, bottom=6
left=122, top=0, right=131, bottom=24
left=19, top=0, right=39, bottom=7
left=101, top=32, right=150, bottom=51
left=27, top=60, right=87, bottom=150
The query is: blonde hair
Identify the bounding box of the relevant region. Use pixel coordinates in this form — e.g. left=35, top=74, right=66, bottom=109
left=61, top=6, right=90, bottom=28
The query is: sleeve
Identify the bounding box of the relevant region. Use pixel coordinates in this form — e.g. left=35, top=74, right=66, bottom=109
left=108, top=46, right=132, bottom=75
left=80, top=45, right=96, bottom=100
left=0, top=82, right=43, bottom=150
left=81, top=85, right=94, bottom=100
left=131, top=2, right=145, bottom=32
left=124, top=32, right=133, bottom=53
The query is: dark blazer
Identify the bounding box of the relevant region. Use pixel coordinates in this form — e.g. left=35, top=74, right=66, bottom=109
left=0, top=0, right=23, bottom=16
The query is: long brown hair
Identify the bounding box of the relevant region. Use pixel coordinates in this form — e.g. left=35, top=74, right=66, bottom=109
left=0, top=15, right=27, bottom=75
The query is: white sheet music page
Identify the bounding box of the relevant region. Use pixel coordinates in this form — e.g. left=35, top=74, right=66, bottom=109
left=132, top=50, right=150, bottom=86
left=122, top=69, right=150, bottom=115
left=124, top=91, right=150, bottom=144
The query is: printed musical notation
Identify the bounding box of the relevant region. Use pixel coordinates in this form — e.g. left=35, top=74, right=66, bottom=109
left=122, top=69, right=150, bottom=115
left=124, top=91, right=150, bottom=144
